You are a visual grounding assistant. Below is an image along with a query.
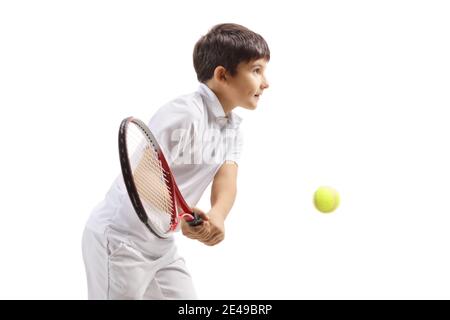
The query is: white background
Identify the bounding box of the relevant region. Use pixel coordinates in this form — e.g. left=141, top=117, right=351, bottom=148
left=1, top=0, right=449, bottom=299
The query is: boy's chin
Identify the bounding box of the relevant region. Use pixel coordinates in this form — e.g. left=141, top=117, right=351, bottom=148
left=241, top=103, right=258, bottom=110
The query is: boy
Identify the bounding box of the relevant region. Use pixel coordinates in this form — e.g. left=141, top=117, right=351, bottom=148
left=82, top=23, right=270, bottom=299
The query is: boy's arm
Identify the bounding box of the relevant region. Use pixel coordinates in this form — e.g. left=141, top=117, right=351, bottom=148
left=202, top=161, right=238, bottom=246
left=209, top=161, right=238, bottom=221
left=181, top=161, right=238, bottom=246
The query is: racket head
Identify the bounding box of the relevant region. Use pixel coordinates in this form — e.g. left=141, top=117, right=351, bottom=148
left=118, top=117, right=179, bottom=238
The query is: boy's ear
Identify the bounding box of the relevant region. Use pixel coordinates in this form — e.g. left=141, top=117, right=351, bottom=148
left=213, top=66, right=227, bottom=82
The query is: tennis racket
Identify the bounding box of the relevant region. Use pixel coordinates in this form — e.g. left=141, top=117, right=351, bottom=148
left=118, top=116, right=203, bottom=238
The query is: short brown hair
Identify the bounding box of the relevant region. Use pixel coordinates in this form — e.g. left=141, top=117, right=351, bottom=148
left=193, top=23, right=270, bottom=83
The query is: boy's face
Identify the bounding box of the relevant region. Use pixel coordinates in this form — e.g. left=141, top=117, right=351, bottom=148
left=226, top=58, right=270, bottom=110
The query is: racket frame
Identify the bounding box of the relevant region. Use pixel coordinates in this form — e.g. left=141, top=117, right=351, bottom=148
left=118, top=116, right=201, bottom=238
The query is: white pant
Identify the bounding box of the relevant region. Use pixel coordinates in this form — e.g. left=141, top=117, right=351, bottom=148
left=81, top=227, right=197, bottom=299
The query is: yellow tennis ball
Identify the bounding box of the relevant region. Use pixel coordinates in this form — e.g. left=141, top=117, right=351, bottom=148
left=313, top=186, right=340, bottom=213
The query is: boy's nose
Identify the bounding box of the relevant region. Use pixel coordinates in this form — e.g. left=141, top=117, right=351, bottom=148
left=261, top=75, right=270, bottom=89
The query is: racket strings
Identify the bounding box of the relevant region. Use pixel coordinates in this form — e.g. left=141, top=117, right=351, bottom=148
left=127, top=125, right=175, bottom=231
left=136, top=149, right=174, bottom=212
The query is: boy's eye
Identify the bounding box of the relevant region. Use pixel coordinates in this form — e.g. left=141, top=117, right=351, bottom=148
left=253, top=68, right=261, bottom=74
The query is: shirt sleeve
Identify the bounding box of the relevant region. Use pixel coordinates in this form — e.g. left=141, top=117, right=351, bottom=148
left=224, top=128, right=243, bottom=165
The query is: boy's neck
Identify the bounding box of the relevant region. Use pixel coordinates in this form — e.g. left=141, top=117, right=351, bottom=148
left=205, top=82, right=235, bottom=116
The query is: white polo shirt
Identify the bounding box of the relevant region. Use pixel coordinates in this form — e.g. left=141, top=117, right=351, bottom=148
left=86, top=83, right=243, bottom=245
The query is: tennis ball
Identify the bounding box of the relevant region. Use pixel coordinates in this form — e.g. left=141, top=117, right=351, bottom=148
left=313, top=186, right=340, bottom=213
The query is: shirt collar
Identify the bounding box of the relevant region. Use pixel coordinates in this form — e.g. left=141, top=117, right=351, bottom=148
left=197, top=83, right=243, bottom=128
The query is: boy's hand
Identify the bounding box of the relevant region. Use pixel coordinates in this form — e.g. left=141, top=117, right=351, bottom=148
left=181, top=208, right=225, bottom=246
left=201, top=209, right=225, bottom=246
left=181, top=207, right=210, bottom=241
